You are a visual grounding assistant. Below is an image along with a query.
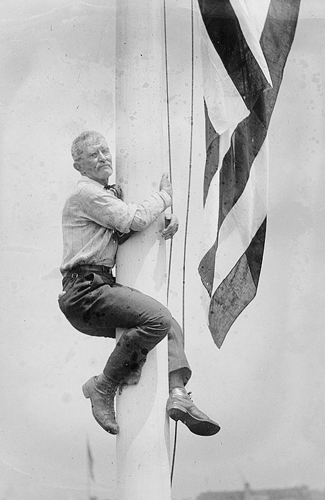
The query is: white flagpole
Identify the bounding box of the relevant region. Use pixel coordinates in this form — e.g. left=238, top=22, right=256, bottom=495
left=115, top=1, right=171, bottom=499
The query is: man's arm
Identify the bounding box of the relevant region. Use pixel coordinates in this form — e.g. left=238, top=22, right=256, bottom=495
left=117, top=175, right=178, bottom=241
left=79, top=173, right=172, bottom=234
left=129, top=173, right=172, bottom=231
left=118, top=213, right=179, bottom=243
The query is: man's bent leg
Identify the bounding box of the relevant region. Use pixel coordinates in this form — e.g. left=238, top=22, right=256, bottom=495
left=167, top=318, right=221, bottom=436
left=101, top=284, right=173, bottom=383
left=61, top=275, right=173, bottom=434
left=84, top=304, right=171, bottom=433
left=167, top=318, right=191, bottom=385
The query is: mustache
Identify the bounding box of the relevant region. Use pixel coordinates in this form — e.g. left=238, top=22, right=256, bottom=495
left=98, top=161, right=112, bottom=167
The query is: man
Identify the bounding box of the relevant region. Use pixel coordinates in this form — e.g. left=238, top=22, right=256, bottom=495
left=59, top=130, right=220, bottom=437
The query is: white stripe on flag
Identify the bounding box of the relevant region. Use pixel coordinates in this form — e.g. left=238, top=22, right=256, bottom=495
left=229, top=0, right=273, bottom=87
left=200, top=127, right=235, bottom=258
left=211, top=139, right=269, bottom=296
left=196, top=0, right=250, bottom=135
left=243, top=0, right=271, bottom=39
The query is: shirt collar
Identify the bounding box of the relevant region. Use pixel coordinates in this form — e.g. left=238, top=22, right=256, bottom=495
left=77, top=176, right=107, bottom=190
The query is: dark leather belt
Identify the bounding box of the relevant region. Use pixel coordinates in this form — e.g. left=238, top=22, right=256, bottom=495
left=65, top=264, right=113, bottom=278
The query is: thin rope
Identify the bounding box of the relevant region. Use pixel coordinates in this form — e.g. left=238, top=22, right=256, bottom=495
left=163, top=0, right=174, bottom=308
left=162, top=0, right=182, bottom=487
left=170, top=421, right=179, bottom=485
left=162, top=0, right=195, bottom=488
left=181, top=0, right=195, bottom=344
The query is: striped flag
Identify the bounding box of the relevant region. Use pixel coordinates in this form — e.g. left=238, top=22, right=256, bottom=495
left=197, top=0, right=301, bottom=348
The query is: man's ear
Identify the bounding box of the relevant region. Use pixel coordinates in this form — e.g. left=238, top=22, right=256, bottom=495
left=73, top=161, right=82, bottom=173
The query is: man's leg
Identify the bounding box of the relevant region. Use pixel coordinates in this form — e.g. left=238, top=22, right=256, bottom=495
left=60, top=272, right=220, bottom=435
left=166, top=318, right=221, bottom=436
left=60, top=272, right=173, bottom=434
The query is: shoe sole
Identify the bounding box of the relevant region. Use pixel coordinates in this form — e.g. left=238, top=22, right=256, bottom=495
left=168, top=407, right=220, bottom=436
left=82, top=382, right=119, bottom=435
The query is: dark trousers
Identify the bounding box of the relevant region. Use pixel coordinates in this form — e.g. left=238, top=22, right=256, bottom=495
left=59, top=268, right=191, bottom=385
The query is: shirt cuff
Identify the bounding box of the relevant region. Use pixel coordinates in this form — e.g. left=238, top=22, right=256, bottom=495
left=158, top=190, right=172, bottom=209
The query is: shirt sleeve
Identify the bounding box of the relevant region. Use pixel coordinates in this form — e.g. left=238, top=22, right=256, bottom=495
left=130, top=190, right=171, bottom=231
left=78, top=184, right=171, bottom=233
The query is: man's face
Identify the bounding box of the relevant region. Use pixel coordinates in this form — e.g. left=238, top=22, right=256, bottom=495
left=74, top=138, right=113, bottom=185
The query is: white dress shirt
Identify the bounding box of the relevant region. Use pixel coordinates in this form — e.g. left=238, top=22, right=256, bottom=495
left=60, top=176, right=171, bottom=274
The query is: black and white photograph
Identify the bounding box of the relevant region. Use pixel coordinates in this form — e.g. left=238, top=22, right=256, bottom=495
left=0, top=1, right=324, bottom=499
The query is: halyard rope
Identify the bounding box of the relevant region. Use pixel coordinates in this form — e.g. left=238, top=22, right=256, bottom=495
left=181, top=0, right=195, bottom=347
left=163, top=0, right=174, bottom=309
left=163, top=0, right=195, bottom=486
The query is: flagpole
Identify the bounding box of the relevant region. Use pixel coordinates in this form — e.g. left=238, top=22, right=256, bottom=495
left=115, top=1, right=171, bottom=499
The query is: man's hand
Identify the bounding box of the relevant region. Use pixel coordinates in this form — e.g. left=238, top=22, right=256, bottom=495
left=109, top=184, right=123, bottom=200
left=159, top=172, right=172, bottom=197
left=162, top=214, right=179, bottom=240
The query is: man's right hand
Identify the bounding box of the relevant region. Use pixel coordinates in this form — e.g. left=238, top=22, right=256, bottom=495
left=159, top=172, right=172, bottom=197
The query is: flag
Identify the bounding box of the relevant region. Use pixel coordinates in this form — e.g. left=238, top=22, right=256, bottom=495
left=197, top=0, right=301, bottom=348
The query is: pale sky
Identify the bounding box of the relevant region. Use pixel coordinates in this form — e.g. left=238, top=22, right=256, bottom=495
left=0, top=1, right=324, bottom=500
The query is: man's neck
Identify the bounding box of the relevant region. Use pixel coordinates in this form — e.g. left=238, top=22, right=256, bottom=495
left=81, top=174, right=108, bottom=187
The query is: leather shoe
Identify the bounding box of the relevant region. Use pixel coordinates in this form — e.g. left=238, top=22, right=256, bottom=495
left=166, top=387, right=220, bottom=436
left=82, top=375, right=119, bottom=434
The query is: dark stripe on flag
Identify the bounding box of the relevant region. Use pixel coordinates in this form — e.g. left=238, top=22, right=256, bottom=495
left=199, top=217, right=266, bottom=296
left=218, top=0, right=301, bottom=229
left=203, top=100, right=220, bottom=205
left=246, top=218, right=267, bottom=287
left=199, top=0, right=301, bottom=346
left=218, top=108, right=266, bottom=229
left=199, top=237, right=218, bottom=296
left=198, top=0, right=271, bottom=110
left=208, top=219, right=267, bottom=347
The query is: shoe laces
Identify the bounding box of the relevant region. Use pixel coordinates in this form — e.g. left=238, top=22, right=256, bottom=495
left=96, top=381, right=117, bottom=396
left=106, top=398, right=115, bottom=414
left=97, top=381, right=117, bottom=414
left=103, top=388, right=116, bottom=415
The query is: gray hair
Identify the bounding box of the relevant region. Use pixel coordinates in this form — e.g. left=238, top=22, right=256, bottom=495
left=71, top=131, right=107, bottom=162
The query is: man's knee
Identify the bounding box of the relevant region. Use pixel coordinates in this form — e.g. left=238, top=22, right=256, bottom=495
left=147, top=306, right=172, bottom=338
